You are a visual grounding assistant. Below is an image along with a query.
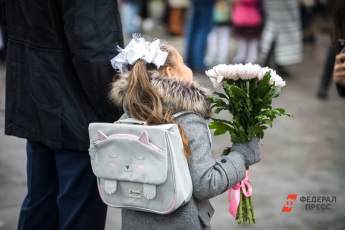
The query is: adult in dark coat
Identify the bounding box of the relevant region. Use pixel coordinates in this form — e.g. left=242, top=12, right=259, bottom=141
left=329, top=0, right=345, bottom=97
left=4, top=0, right=123, bottom=229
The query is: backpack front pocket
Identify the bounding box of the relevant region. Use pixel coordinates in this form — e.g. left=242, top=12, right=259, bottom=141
left=90, top=130, right=168, bottom=185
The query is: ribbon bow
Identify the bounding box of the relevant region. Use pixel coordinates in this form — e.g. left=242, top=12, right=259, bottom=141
left=227, top=170, right=253, bottom=218
left=111, top=35, right=168, bottom=73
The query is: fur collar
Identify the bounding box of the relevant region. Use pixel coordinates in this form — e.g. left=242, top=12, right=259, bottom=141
left=110, top=76, right=211, bottom=118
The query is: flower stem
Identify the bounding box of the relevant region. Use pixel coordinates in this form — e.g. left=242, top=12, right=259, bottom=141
left=236, top=192, right=244, bottom=224
left=249, top=196, right=256, bottom=224
left=236, top=190, right=256, bottom=224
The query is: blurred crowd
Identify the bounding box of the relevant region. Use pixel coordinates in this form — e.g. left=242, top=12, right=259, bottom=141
left=117, top=1, right=328, bottom=73
left=0, top=0, right=334, bottom=70
left=114, top=0, right=345, bottom=98
left=0, top=0, right=344, bottom=97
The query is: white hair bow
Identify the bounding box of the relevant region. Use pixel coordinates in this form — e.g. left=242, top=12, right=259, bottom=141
left=111, top=36, right=168, bottom=73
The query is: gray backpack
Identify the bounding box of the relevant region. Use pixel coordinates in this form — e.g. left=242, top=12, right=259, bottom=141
left=88, top=114, right=193, bottom=214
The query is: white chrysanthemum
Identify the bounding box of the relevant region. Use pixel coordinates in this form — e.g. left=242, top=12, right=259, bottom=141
left=206, top=67, right=224, bottom=88
left=213, top=64, right=230, bottom=79
left=206, top=64, right=239, bottom=81
left=270, top=71, right=286, bottom=87
left=205, top=68, right=217, bottom=78
left=237, top=63, right=262, bottom=80
left=209, top=75, right=224, bottom=88
left=228, top=64, right=240, bottom=80
left=205, top=63, right=286, bottom=88
left=257, top=66, right=270, bottom=80
left=235, top=64, right=246, bottom=79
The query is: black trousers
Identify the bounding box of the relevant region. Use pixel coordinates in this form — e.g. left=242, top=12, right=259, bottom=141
left=18, top=140, right=107, bottom=230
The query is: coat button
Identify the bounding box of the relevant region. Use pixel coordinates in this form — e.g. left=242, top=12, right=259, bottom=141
left=221, top=159, right=227, bottom=163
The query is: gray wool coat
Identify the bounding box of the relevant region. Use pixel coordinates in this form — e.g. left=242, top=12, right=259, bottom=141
left=110, top=77, right=260, bottom=230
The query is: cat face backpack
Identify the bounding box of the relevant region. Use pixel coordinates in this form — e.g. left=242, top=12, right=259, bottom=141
left=88, top=114, right=193, bottom=214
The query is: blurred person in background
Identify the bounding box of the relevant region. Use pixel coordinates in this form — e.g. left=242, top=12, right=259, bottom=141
left=139, top=0, right=149, bottom=19
left=330, top=0, right=345, bottom=97
left=120, top=0, right=142, bottom=37
left=185, top=0, right=214, bottom=73
left=260, top=0, right=303, bottom=77
left=205, top=0, right=232, bottom=66
left=300, top=0, right=317, bottom=44
left=4, top=0, right=123, bottom=229
left=162, top=0, right=170, bottom=29
left=317, top=46, right=336, bottom=99
left=232, top=0, right=263, bottom=64
left=316, top=1, right=336, bottom=100
left=139, top=0, right=154, bottom=32
left=167, top=0, right=190, bottom=36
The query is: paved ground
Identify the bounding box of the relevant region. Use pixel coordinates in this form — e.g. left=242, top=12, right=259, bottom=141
left=1, top=30, right=345, bottom=230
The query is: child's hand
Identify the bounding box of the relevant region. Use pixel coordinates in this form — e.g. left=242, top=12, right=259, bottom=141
left=231, top=138, right=261, bottom=168
left=334, top=53, right=345, bottom=86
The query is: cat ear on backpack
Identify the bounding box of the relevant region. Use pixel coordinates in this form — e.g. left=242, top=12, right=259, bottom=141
left=97, top=130, right=108, bottom=141
left=138, top=131, right=150, bottom=145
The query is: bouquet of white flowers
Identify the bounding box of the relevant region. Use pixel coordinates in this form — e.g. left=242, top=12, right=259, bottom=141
left=206, top=63, right=290, bottom=224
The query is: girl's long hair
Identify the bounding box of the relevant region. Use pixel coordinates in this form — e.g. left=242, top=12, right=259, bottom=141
left=124, top=51, right=191, bottom=158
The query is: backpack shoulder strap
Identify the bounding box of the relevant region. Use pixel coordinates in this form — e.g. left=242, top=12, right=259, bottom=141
left=115, top=116, right=147, bottom=125
left=172, top=111, right=198, bottom=119
left=115, top=112, right=197, bottom=124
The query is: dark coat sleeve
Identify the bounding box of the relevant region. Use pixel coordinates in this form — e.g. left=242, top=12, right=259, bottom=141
left=62, top=0, right=124, bottom=121
left=336, top=83, right=345, bottom=98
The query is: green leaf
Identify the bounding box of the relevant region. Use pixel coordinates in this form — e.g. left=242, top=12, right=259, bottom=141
left=223, top=82, right=234, bottom=99
left=231, top=85, right=248, bottom=98
left=214, top=92, right=228, bottom=100
left=271, top=87, right=281, bottom=98
left=209, top=120, right=233, bottom=136
left=274, top=108, right=291, bottom=117
left=214, top=107, right=224, bottom=114
left=222, top=147, right=232, bottom=155
left=208, top=95, right=228, bottom=113
left=211, top=118, right=233, bottom=125
left=254, top=73, right=271, bottom=99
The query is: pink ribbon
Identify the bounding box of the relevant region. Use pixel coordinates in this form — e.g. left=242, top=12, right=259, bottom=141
left=227, top=170, right=253, bottom=218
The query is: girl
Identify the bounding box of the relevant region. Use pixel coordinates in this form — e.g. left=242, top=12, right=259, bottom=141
left=232, top=0, right=263, bottom=64
left=110, top=38, right=261, bottom=230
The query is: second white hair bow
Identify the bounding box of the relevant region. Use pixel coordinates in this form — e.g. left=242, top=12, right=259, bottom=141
left=111, top=36, right=169, bottom=73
